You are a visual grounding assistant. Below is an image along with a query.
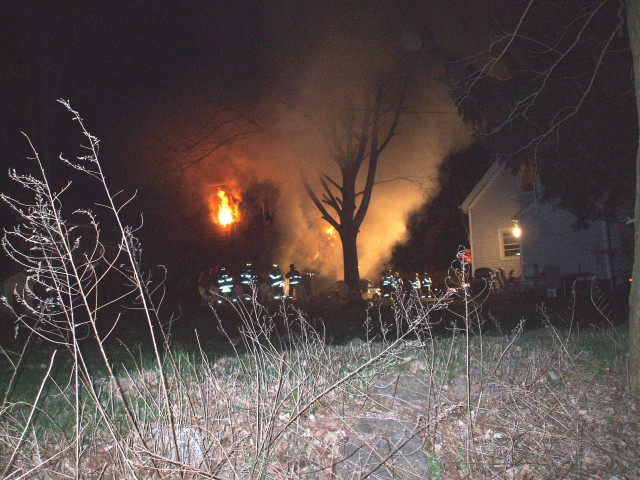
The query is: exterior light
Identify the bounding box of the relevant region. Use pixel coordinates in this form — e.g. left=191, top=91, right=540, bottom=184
left=512, top=220, right=521, bottom=238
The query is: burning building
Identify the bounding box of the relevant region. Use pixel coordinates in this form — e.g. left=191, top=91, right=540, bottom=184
left=208, top=186, right=241, bottom=229
left=201, top=179, right=281, bottom=273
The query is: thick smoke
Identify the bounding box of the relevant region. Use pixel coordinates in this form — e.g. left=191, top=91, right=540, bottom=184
left=249, top=2, right=472, bottom=285
left=122, top=1, right=471, bottom=288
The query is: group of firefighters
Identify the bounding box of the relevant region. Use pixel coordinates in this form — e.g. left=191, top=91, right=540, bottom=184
left=381, top=270, right=433, bottom=299
left=199, top=263, right=435, bottom=305
left=198, top=263, right=304, bottom=304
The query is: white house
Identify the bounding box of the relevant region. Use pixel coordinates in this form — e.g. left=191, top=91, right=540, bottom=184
left=460, top=161, right=632, bottom=291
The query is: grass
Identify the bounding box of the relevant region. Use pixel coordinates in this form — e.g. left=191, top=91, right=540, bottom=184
left=0, top=297, right=628, bottom=420
left=1, top=106, right=637, bottom=479
left=2, top=296, right=638, bottom=478
left=574, top=325, right=627, bottom=366
left=426, top=453, right=443, bottom=479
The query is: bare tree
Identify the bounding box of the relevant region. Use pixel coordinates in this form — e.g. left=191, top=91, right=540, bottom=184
left=626, top=0, right=640, bottom=394
left=303, top=79, right=406, bottom=299
left=448, top=0, right=633, bottom=224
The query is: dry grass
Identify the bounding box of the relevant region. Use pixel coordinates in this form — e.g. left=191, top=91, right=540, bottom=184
left=2, top=308, right=637, bottom=479
left=1, top=104, right=638, bottom=479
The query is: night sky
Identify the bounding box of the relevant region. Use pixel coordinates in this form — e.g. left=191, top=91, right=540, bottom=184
left=2, top=1, right=614, bottom=293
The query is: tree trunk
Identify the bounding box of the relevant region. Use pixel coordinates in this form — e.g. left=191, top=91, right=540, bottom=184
left=627, top=0, right=640, bottom=394
left=340, top=223, right=362, bottom=300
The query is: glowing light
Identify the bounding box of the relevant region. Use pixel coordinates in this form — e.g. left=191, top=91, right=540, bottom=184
left=513, top=225, right=521, bottom=238
left=209, top=188, right=240, bottom=227
left=512, top=219, right=521, bottom=238
left=325, top=225, right=337, bottom=244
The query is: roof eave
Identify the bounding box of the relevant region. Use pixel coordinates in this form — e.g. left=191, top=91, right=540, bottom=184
left=459, top=160, right=505, bottom=213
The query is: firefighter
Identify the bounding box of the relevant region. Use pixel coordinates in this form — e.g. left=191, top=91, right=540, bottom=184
left=215, top=266, right=234, bottom=303
left=392, top=272, right=404, bottom=292
left=240, top=262, right=258, bottom=301
left=286, top=263, right=303, bottom=300
left=421, top=272, right=433, bottom=298
left=411, top=273, right=421, bottom=295
left=268, top=263, right=285, bottom=300
left=381, top=269, right=394, bottom=299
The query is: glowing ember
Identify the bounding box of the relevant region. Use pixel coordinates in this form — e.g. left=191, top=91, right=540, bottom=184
left=209, top=188, right=240, bottom=227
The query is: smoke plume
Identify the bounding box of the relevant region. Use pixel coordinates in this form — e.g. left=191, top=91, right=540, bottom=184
left=120, top=1, right=472, bottom=289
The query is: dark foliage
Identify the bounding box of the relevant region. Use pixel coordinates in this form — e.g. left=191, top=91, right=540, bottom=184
left=446, top=0, right=636, bottom=226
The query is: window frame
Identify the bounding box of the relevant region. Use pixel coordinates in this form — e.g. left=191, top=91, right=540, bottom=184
left=499, top=228, right=521, bottom=260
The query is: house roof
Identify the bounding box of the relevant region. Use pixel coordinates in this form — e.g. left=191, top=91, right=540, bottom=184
left=459, top=160, right=505, bottom=213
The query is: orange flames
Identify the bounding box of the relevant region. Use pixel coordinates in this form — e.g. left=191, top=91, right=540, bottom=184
left=325, top=225, right=337, bottom=245
left=209, top=187, right=240, bottom=227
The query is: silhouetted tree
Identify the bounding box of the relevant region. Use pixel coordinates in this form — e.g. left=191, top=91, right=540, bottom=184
left=626, top=0, right=640, bottom=394
left=303, top=79, right=406, bottom=299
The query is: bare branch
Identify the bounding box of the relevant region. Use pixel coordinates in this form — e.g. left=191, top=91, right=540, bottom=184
left=354, top=78, right=407, bottom=228
left=319, top=175, right=342, bottom=213
left=301, top=169, right=340, bottom=230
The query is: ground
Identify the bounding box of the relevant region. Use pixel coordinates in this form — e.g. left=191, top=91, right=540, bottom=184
left=1, top=295, right=638, bottom=479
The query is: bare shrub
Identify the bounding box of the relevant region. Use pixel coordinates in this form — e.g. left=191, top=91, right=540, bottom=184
left=0, top=105, right=636, bottom=479
left=0, top=103, right=451, bottom=478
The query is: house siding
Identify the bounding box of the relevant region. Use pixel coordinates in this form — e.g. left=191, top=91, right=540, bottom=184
left=467, top=167, right=522, bottom=276
left=519, top=203, right=611, bottom=280
left=463, top=162, right=632, bottom=285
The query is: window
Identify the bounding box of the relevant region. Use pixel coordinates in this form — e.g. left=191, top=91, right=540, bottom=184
left=500, top=229, right=521, bottom=258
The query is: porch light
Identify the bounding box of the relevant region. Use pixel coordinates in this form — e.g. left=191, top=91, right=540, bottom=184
left=512, top=219, right=521, bottom=238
